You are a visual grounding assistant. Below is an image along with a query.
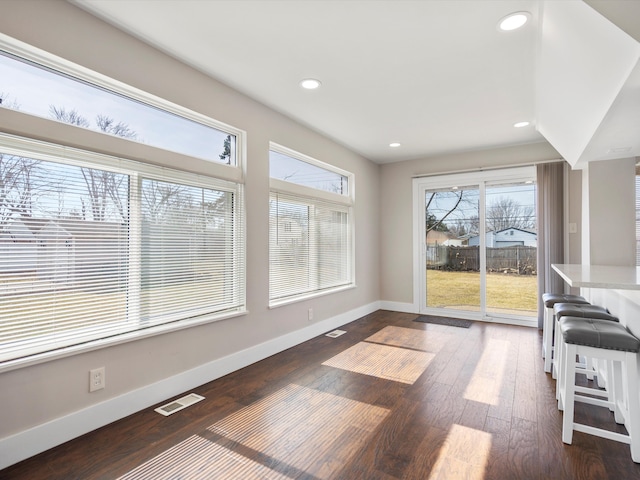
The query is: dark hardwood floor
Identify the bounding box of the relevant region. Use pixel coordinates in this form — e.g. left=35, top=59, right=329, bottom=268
left=3, top=310, right=640, bottom=479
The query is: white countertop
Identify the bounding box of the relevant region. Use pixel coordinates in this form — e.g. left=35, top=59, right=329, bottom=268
left=552, top=264, right=640, bottom=290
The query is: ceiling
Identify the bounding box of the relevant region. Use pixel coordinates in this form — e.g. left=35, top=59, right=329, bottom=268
left=71, top=0, right=639, bottom=165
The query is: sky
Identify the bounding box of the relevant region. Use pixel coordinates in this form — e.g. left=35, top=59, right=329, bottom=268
left=427, top=183, right=537, bottom=232
left=269, top=150, right=348, bottom=195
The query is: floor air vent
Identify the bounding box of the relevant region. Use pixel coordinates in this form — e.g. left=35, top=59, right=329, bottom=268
left=326, top=329, right=346, bottom=338
left=155, top=393, right=205, bottom=416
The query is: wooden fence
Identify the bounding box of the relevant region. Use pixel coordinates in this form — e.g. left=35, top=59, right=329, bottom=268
left=426, top=245, right=536, bottom=275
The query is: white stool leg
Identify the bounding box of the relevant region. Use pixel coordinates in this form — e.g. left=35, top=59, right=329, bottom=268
left=544, top=306, right=554, bottom=373
left=612, top=358, right=624, bottom=423
left=625, top=351, right=640, bottom=463
left=585, top=355, right=595, bottom=381
left=596, top=357, right=608, bottom=389
left=556, top=327, right=565, bottom=404
left=562, top=342, right=577, bottom=444
left=553, top=313, right=562, bottom=379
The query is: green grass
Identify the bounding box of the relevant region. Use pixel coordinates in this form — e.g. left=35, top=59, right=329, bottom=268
left=426, top=269, right=537, bottom=315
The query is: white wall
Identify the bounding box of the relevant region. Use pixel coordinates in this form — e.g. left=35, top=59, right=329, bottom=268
left=584, top=157, right=636, bottom=266
left=0, top=0, right=380, bottom=467
left=577, top=157, right=639, bottom=337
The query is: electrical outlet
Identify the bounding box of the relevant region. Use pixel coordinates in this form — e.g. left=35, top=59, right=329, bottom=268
left=308, top=308, right=313, bottom=321
left=89, top=367, right=105, bottom=392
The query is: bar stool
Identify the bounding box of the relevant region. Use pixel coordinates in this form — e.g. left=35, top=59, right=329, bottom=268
left=557, top=316, right=640, bottom=462
left=541, top=293, right=589, bottom=373
left=553, top=304, right=618, bottom=382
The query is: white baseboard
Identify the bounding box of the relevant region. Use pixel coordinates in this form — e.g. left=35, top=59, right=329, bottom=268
left=0, top=301, right=380, bottom=470
left=379, top=301, right=417, bottom=314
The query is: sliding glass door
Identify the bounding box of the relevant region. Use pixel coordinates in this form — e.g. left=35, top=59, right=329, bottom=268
left=414, top=166, right=537, bottom=325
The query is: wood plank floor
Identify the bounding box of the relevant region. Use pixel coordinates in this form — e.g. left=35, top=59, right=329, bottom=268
left=3, top=310, right=640, bottom=479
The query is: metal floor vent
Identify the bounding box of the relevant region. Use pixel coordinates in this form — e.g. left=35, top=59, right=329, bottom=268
left=155, top=393, right=205, bottom=416
left=326, top=329, right=346, bottom=338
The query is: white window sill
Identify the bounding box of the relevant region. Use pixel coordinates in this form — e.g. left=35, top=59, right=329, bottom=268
left=0, top=308, right=248, bottom=374
left=269, top=283, right=356, bottom=309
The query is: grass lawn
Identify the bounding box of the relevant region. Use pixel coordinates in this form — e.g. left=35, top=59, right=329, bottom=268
left=426, top=269, right=537, bottom=315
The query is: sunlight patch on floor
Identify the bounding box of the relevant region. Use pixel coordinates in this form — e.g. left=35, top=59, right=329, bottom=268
left=463, top=338, right=510, bottom=406
left=323, top=341, right=434, bottom=384
left=428, top=424, right=493, bottom=480
left=119, top=384, right=389, bottom=479
left=365, top=325, right=453, bottom=352
left=117, top=434, right=293, bottom=480
left=210, top=384, right=388, bottom=478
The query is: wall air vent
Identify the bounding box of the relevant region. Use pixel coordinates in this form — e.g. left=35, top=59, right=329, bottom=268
left=325, top=330, right=346, bottom=338
left=155, top=393, right=205, bottom=416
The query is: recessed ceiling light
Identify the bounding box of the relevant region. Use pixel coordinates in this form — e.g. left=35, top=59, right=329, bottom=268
left=389, top=142, right=401, bottom=148
left=498, top=12, right=530, bottom=31
left=514, top=121, right=530, bottom=128
left=300, top=78, right=321, bottom=90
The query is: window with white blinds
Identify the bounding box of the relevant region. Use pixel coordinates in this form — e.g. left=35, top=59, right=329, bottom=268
left=269, top=144, right=354, bottom=305
left=0, top=137, right=245, bottom=364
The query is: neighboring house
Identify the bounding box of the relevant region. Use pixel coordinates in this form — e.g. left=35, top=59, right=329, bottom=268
left=35, top=222, right=75, bottom=283
left=426, top=230, right=462, bottom=246
left=1, top=217, right=127, bottom=282
left=0, top=218, right=37, bottom=273
left=467, top=227, right=537, bottom=247
left=270, top=215, right=305, bottom=247
left=425, top=230, right=463, bottom=266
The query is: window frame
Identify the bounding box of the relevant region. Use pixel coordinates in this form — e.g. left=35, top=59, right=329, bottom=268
left=268, top=142, right=355, bottom=307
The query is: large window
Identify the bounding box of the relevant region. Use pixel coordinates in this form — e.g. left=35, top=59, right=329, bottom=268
left=269, top=144, right=354, bottom=305
left=0, top=136, right=245, bottom=364
left=0, top=35, right=246, bottom=366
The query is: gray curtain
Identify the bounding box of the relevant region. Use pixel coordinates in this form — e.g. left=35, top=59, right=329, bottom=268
left=537, top=162, right=565, bottom=329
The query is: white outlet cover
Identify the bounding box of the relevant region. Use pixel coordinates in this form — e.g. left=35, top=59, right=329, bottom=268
left=89, top=367, right=105, bottom=392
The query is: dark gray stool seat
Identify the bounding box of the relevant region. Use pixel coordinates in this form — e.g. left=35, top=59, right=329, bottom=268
left=542, top=293, right=589, bottom=308
left=554, top=304, right=618, bottom=322
left=559, top=317, right=640, bottom=352
left=552, top=305, right=619, bottom=381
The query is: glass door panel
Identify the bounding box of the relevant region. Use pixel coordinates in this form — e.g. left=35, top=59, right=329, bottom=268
left=425, top=186, right=481, bottom=313
left=484, top=182, right=537, bottom=317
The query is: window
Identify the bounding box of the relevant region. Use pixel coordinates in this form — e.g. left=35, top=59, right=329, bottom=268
left=0, top=41, right=239, bottom=165
left=269, top=144, right=354, bottom=305
left=270, top=150, right=349, bottom=195
left=0, top=136, right=245, bottom=364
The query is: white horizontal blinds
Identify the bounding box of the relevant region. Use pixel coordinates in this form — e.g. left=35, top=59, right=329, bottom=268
left=269, top=193, right=311, bottom=299
left=269, top=191, right=351, bottom=301
left=139, top=178, right=244, bottom=323
left=0, top=145, right=245, bottom=363
left=316, top=207, right=351, bottom=288
left=0, top=154, right=132, bottom=361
